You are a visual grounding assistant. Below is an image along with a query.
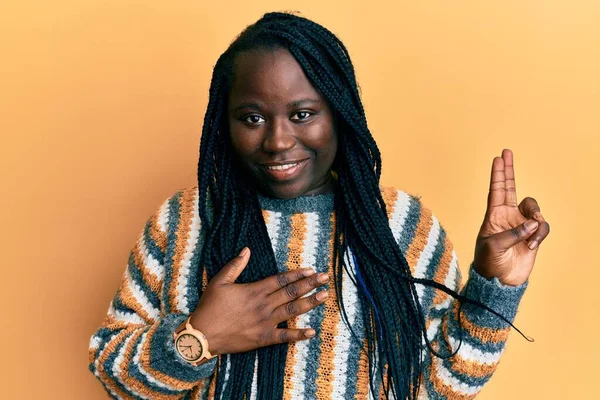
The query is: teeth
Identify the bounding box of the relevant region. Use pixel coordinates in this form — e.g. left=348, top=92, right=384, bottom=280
left=265, top=162, right=299, bottom=171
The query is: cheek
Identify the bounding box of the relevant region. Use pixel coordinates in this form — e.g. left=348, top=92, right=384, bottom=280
left=229, top=129, right=257, bottom=157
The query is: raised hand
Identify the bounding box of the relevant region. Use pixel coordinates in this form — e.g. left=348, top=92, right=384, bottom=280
left=189, top=247, right=329, bottom=357
left=473, top=149, right=550, bottom=286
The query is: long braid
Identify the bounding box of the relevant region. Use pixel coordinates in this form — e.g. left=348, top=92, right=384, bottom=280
left=196, top=12, right=526, bottom=399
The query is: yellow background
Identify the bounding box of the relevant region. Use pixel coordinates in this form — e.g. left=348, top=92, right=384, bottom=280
left=1, top=1, right=597, bottom=398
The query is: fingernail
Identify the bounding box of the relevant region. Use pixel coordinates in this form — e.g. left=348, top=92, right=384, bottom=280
left=534, top=212, right=543, bottom=220
left=239, top=247, right=249, bottom=257
left=525, top=220, right=539, bottom=231
left=305, top=329, right=316, bottom=338
left=317, top=273, right=329, bottom=283
left=528, top=240, right=539, bottom=250
left=302, top=268, right=316, bottom=277
left=316, top=290, right=329, bottom=301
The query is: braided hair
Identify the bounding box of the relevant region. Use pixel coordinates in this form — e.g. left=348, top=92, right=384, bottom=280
left=196, top=11, right=522, bottom=399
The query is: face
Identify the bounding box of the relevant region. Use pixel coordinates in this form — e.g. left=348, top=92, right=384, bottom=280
left=227, top=48, right=338, bottom=199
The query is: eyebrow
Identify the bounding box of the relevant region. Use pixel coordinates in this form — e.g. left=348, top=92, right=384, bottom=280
left=233, top=98, right=321, bottom=112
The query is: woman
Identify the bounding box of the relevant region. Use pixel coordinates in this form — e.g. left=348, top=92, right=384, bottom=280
left=88, top=11, right=550, bottom=399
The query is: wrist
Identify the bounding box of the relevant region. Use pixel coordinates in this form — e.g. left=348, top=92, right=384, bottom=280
left=173, top=316, right=217, bottom=366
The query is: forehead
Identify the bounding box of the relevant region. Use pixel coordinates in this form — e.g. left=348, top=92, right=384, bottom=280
left=229, top=48, right=322, bottom=105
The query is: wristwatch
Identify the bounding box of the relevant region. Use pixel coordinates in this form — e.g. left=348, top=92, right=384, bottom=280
left=173, top=316, right=216, bottom=366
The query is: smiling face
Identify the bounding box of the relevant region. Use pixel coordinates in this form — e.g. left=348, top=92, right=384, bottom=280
left=227, top=48, right=338, bottom=199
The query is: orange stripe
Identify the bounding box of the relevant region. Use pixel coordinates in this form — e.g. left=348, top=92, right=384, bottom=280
left=428, top=342, right=477, bottom=399
left=95, top=329, right=137, bottom=400
left=168, top=187, right=196, bottom=311
left=150, top=207, right=168, bottom=252
left=404, top=205, right=433, bottom=274
left=452, top=301, right=510, bottom=344
left=118, top=329, right=182, bottom=400
left=315, top=212, right=340, bottom=399
left=432, top=236, right=456, bottom=306
left=441, top=314, right=499, bottom=379
left=355, top=339, right=370, bottom=399
left=380, top=186, right=399, bottom=219
left=139, top=322, right=197, bottom=390
left=262, top=209, right=270, bottom=225
left=283, top=213, right=307, bottom=400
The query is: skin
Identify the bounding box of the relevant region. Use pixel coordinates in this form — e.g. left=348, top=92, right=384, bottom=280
left=185, top=50, right=551, bottom=363
left=227, top=48, right=338, bottom=199
left=189, top=48, right=339, bottom=357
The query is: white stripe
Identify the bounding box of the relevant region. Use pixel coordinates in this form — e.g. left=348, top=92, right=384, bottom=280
left=112, top=334, right=149, bottom=399
left=220, top=357, right=232, bottom=400
left=331, top=259, right=360, bottom=399
left=108, top=301, right=146, bottom=325
left=157, top=196, right=170, bottom=233
left=300, top=213, right=319, bottom=268
left=250, top=354, right=259, bottom=400
left=434, top=356, right=484, bottom=395
left=288, top=212, right=320, bottom=398
left=126, top=268, right=160, bottom=321
left=433, top=252, right=460, bottom=311
left=426, top=318, right=442, bottom=342
left=446, top=332, right=503, bottom=365
left=445, top=251, right=459, bottom=290
left=89, top=335, right=102, bottom=350
left=93, top=333, right=125, bottom=400
left=139, top=234, right=165, bottom=282
left=175, top=191, right=201, bottom=314
left=414, top=215, right=441, bottom=301
left=389, top=190, right=412, bottom=243
left=264, top=210, right=282, bottom=252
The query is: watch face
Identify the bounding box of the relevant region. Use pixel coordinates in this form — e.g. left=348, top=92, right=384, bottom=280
left=175, top=333, right=203, bottom=361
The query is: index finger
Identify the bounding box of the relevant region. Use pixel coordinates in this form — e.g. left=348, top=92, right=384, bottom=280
left=256, top=268, right=316, bottom=294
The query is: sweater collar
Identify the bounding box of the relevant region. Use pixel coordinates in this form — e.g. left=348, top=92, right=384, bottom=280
left=257, top=191, right=335, bottom=214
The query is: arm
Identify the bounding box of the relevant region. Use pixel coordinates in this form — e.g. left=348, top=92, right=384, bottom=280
left=415, top=209, right=527, bottom=399
left=421, top=260, right=527, bottom=399
left=88, top=193, right=217, bottom=400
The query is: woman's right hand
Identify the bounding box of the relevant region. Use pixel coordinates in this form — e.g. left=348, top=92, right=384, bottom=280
left=189, top=247, right=329, bottom=356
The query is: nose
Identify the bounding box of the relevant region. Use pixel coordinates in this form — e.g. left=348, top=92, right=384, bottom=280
left=262, top=117, right=296, bottom=153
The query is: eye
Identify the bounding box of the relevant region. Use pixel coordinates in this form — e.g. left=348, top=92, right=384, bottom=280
left=291, top=111, right=313, bottom=121
left=242, top=114, right=265, bottom=125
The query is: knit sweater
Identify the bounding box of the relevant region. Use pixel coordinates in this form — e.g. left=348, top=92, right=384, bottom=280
left=88, top=185, right=528, bottom=400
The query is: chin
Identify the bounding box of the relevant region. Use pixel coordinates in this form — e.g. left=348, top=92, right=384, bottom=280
left=261, top=182, right=310, bottom=199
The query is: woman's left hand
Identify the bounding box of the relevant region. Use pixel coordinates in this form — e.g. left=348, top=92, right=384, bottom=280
left=473, top=149, right=551, bottom=286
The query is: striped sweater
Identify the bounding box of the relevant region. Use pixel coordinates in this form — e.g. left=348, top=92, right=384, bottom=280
left=88, top=185, right=527, bottom=399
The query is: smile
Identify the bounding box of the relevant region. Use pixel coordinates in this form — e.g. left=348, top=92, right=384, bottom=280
left=260, top=159, right=309, bottom=181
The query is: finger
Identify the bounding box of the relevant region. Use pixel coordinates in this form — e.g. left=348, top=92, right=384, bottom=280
left=267, top=328, right=317, bottom=345
left=258, top=268, right=317, bottom=294
left=268, top=272, right=329, bottom=306
left=211, top=247, right=250, bottom=284
left=517, top=198, right=550, bottom=250
left=503, top=149, right=518, bottom=206
left=271, top=289, right=329, bottom=324
left=487, top=156, right=506, bottom=209
left=493, top=219, right=539, bottom=250
left=518, top=196, right=541, bottom=220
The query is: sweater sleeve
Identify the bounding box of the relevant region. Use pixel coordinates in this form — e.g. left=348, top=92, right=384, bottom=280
left=416, top=212, right=528, bottom=399
left=88, top=192, right=217, bottom=399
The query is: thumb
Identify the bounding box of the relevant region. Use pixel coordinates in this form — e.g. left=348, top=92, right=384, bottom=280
left=494, top=219, right=539, bottom=250
left=212, top=247, right=251, bottom=284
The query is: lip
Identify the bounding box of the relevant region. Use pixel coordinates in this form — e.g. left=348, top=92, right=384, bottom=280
left=259, top=158, right=309, bottom=181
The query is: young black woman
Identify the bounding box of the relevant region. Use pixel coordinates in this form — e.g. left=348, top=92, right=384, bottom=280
left=89, top=11, right=550, bottom=400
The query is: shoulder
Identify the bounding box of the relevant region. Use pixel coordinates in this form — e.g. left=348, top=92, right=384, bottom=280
left=379, top=185, right=452, bottom=253
left=379, top=185, right=426, bottom=224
